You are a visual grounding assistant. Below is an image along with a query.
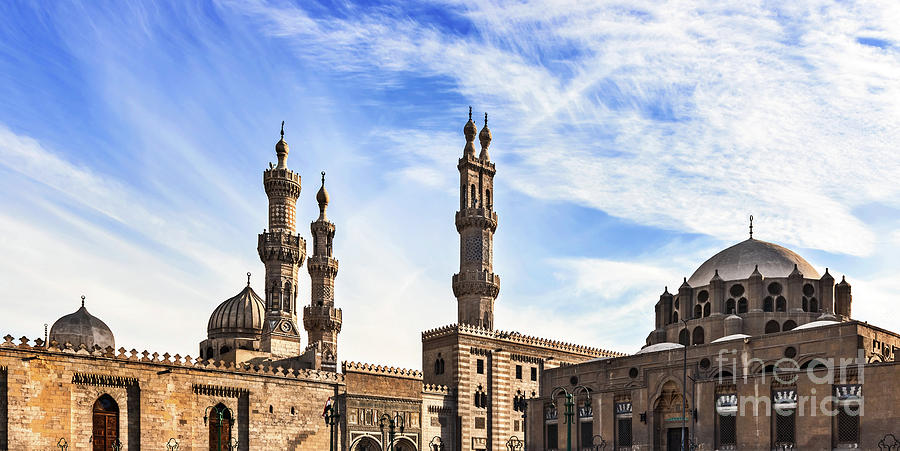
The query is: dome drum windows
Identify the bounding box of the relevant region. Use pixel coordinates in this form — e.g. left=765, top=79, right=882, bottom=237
left=695, top=290, right=710, bottom=318
left=802, top=283, right=817, bottom=312
left=692, top=327, right=705, bottom=345
left=726, top=284, right=744, bottom=315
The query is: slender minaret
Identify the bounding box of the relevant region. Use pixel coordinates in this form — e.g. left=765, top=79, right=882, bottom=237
left=452, top=108, right=500, bottom=329
left=304, top=172, right=342, bottom=372
left=258, top=122, right=306, bottom=357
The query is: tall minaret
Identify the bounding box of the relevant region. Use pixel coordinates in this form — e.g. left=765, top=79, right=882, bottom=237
left=452, top=108, right=500, bottom=329
left=304, top=172, right=342, bottom=372
left=258, top=122, right=306, bottom=357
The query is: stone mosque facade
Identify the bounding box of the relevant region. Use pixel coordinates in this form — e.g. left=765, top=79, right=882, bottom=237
left=1, top=109, right=899, bottom=450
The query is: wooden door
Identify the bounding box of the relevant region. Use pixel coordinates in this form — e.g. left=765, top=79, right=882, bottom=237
left=92, top=396, right=119, bottom=451
left=209, top=411, right=232, bottom=451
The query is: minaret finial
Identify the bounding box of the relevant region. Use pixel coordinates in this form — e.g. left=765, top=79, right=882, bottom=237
left=280, top=121, right=284, bottom=139
left=484, top=112, right=488, bottom=127
left=469, top=106, right=472, bottom=120
left=321, top=171, right=326, bottom=186
left=81, top=295, right=85, bottom=308
left=749, top=215, right=753, bottom=239
left=247, top=272, right=251, bottom=286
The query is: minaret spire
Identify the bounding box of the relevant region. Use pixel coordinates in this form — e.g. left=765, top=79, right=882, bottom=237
left=749, top=214, right=754, bottom=239
left=258, top=123, right=305, bottom=357
left=453, top=106, right=500, bottom=329
left=306, top=172, right=342, bottom=371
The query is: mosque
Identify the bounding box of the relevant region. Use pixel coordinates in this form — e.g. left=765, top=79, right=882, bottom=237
left=1, top=109, right=899, bottom=451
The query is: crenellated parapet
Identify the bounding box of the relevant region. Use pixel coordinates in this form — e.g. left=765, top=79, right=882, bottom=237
left=422, top=383, right=454, bottom=395
left=1, top=334, right=345, bottom=384
left=342, top=361, right=423, bottom=380
left=419, top=324, right=624, bottom=358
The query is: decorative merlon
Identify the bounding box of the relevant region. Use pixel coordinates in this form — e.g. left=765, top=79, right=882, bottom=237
left=420, top=324, right=625, bottom=357
left=0, top=333, right=345, bottom=384
left=342, top=361, right=423, bottom=380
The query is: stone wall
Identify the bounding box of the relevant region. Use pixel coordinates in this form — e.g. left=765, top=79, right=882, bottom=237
left=530, top=322, right=900, bottom=451
left=0, top=336, right=343, bottom=450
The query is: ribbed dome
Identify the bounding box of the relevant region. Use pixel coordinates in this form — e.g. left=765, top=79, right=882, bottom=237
left=50, top=304, right=115, bottom=350
left=207, top=285, right=265, bottom=339
left=688, top=238, right=819, bottom=286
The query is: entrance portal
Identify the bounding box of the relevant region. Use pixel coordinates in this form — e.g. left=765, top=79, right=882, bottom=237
left=666, top=427, right=688, bottom=451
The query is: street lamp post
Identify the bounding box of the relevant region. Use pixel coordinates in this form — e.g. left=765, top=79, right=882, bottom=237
left=204, top=405, right=235, bottom=451
left=681, top=318, right=689, bottom=451
left=590, top=434, right=607, bottom=450
left=513, top=391, right=529, bottom=450
left=378, top=413, right=405, bottom=451
left=551, top=385, right=591, bottom=451
left=323, top=403, right=341, bottom=451
left=506, top=435, right=524, bottom=450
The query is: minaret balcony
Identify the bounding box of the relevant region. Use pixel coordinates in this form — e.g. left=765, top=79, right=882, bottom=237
left=307, top=256, right=339, bottom=274
left=257, top=232, right=306, bottom=265
left=303, top=305, right=343, bottom=330
left=452, top=271, right=501, bottom=298
left=455, top=209, right=498, bottom=231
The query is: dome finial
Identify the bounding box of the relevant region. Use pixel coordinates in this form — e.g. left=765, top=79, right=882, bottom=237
left=275, top=121, right=289, bottom=169
left=479, top=111, right=492, bottom=160
left=749, top=214, right=753, bottom=239
left=81, top=295, right=85, bottom=308
left=247, top=272, right=251, bottom=286
left=316, top=170, right=330, bottom=219
left=463, top=106, right=477, bottom=156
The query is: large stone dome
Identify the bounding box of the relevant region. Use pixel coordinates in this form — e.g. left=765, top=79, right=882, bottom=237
left=688, top=238, right=819, bottom=286
left=207, top=285, right=265, bottom=339
left=49, top=302, right=115, bottom=350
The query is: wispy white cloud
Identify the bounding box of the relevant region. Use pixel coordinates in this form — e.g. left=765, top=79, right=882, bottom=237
left=228, top=0, right=900, bottom=256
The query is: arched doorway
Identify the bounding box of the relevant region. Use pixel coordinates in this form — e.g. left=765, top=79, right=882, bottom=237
left=394, top=437, right=417, bottom=451
left=652, top=381, right=690, bottom=451
left=352, top=436, right=382, bottom=451
left=208, top=403, right=232, bottom=451
left=92, top=394, right=119, bottom=451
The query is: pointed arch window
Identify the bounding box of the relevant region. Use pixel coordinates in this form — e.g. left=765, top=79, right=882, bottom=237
left=725, top=299, right=736, bottom=314
left=470, top=184, right=478, bottom=208
left=692, top=327, right=704, bottom=345
left=678, top=329, right=689, bottom=346
left=693, top=304, right=702, bottom=319
left=764, top=297, right=774, bottom=312
left=765, top=320, right=780, bottom=334
left=776, top=296, right=787, bottom=312
left=485, top=189, right=492, bottom=209
left=738, top=298, right=748, bottom=314
left=283, top=281, right=292, bottom=312
left=92, top=394, right=119, bottom=450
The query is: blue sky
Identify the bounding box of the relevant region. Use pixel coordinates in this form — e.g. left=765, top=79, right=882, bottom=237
left=1, top=0, right=899, bottom=369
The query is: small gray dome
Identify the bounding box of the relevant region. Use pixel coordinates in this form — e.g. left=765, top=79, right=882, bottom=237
left=688, top=238, right=819, bottom=286
left=207, top=285, right=265, bottom=339
left=50, top=304, right=115, bottom=349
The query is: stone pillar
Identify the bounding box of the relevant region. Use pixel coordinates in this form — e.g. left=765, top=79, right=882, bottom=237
left=819, top=269, right=835, bottom=314
left=748, top=265, right=763, bottom=312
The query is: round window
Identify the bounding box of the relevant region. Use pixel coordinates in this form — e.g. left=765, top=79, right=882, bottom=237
left=699, top=358, right=711, bottom=369
left=569, top=376, right=579, bottom=386
left=802, top=283, right=815, bottom=297
left=784, top=347, right=797, bottom=359
left=697, top=290, right=709, bottom=302
left=767, top=282, right=783, bottom=295
left=729, top=284, right=745, bottom=297
left=628, top=368, right=639, bottom=378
